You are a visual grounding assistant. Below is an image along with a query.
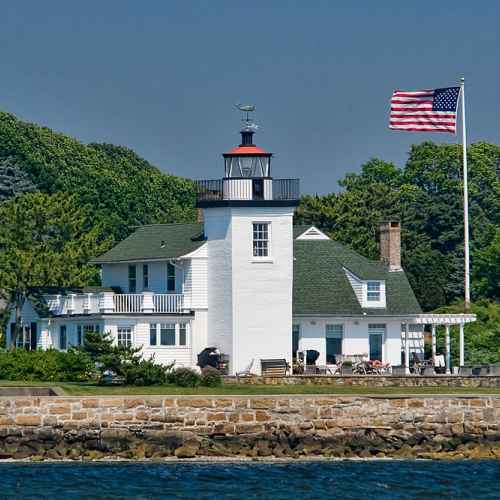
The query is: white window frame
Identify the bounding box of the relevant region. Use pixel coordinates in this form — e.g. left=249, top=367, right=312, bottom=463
left=361, top=280, right=386, bottom=308
left=252, top=222, right=271, bottom=260
left=117, top=326, right=133, bottom=347
left=149, top=323, right=190, bottom=348
left=76, top=323, right=100, bottom=346
left=367, top=281, right=381, bottom=302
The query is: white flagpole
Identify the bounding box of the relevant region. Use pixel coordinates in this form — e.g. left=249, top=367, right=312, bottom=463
left=460, top=77, right=470, bottom=311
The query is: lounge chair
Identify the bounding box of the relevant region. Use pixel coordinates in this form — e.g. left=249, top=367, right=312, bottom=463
left=236, top=359, right=254, bottom=378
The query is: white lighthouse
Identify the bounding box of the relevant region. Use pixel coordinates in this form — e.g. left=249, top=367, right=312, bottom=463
left=196, top=110, right=300, bottom=374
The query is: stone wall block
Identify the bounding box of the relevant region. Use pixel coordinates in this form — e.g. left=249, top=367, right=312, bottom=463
left=15, top=415, right=41, bottom=426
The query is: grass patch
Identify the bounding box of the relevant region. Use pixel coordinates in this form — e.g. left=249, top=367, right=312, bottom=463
left=1, top=380, right=500, bottom=396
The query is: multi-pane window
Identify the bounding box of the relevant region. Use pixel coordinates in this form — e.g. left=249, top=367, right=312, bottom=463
left=149, top=323, right=189, bottom=347
left=117, top=327, right=132, bottom=347
left=252, top=222, right=270, bottom=257
left=12, top=324, right=31, bottom=350
left=167, top=263, right=176, bottom=292
left=59, top=325, right=67, bottom=350
left=160, top=323, right=176, bottom=346
left=143, top=264, right=149, bottom=290
left=367, top=281, right=381, bottom=301
left=128, top=265, right=137, bottom=293
left=76, top=324, right=100, bottom=346
left=326, top=324, right=343, bottom=364
left=150, top=323, right=157, bottom=346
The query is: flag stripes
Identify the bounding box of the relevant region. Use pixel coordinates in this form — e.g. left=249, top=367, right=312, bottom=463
left=389, top=88, right=460, bottom=133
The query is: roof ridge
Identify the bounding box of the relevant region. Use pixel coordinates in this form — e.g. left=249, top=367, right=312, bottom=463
left=137, top=222, right=202, bottom=228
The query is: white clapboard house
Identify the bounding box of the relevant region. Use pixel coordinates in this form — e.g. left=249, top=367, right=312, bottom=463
left=8, top=121, right=475, bottom=374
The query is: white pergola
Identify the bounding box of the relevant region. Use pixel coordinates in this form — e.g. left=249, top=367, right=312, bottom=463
left=403, top=314, right=476, bottom=375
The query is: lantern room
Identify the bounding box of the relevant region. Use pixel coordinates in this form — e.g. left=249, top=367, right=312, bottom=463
left=195, top=108, right=299, bottom=207
left=223, top=125, right=272, bottom=179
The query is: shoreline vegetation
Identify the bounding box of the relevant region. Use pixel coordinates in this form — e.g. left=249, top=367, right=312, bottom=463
left=2, top=380, right=500, bottom=396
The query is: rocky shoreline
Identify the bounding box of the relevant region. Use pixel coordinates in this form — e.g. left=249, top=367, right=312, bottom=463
left=1, top=427, right=499, bottom=461
left=1, top=395, right=499, bottom=461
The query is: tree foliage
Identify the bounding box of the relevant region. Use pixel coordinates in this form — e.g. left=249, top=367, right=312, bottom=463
left=296, top=141, right=500, bottom=310
left=0, top=112, right=197, bottom=242
left=0, top=192, right=109, bottom=345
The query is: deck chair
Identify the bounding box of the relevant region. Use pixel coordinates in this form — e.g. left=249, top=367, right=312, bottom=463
left=236, top=359, right=254, bottom=378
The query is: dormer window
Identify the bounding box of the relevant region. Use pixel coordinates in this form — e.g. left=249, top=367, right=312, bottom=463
left=367, top=281, right=381, bottom=302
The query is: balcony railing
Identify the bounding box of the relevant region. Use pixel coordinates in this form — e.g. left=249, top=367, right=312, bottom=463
left=113, top=294, right=144, bottom=313
left=44, top=292, right=187, bottom=315
left=153, top=294, right=184, bottom=313
left=196, top=178, right=300, bottom=203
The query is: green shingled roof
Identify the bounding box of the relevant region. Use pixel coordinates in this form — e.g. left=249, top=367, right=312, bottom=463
left=293, top=238, right=421, bottom=316
left=91, top=223, right=205, bottom=264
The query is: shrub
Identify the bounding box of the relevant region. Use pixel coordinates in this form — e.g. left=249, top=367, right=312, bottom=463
left=0, top=348, right=93, bottom=382
left=122, top=358, right=170, bottom=386
left=200, top=366, right=222, bottom=387
left=168, top=367, right=201, bottom=387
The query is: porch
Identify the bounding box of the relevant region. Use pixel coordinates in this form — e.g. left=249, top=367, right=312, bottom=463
left=44, top=291, right=187, bottom=315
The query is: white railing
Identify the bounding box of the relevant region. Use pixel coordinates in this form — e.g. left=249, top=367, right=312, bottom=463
left=113, top=294, right=144, bottom=313
left=153, top=294, right=184, bottom=313
left=44, top=292, right=186, bottom=314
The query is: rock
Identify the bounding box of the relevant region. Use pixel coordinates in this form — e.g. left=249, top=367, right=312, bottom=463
left=174, top=441, right=200, bottom=459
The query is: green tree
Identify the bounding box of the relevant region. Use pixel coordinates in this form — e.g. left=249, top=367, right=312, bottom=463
left=0, top=192, right=109, bottom=347
left=0, top=112, right=197, bottom=244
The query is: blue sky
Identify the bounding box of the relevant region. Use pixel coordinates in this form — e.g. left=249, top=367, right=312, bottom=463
left=1, top=1, right=498, bottom=194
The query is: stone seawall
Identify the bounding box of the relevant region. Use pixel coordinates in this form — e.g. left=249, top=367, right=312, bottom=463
left=1, top=395, right=499, bottom=460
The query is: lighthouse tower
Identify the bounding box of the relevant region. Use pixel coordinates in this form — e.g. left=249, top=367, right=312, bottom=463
left=196, top=110, right=300, bottom=374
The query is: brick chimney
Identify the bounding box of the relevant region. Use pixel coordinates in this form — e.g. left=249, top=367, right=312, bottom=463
left=379, top=219, right=401, bottom=271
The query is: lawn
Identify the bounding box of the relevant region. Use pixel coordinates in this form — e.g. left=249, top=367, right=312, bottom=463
left=1, top=380, right=500, bottom=396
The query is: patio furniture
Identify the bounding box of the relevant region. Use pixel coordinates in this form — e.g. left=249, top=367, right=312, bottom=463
left=434, top=355, right=446, bottom=374
left=236, top=359, right=254, bottom=378
left=261, top=358, right=289, bottom=377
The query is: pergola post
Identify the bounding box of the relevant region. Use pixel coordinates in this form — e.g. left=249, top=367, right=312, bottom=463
left=459, top=323, right=465, bottom=367
left=431, top=324, right=437, bottom=366
left=445, top=324, right=451, bottom=375
left=404, top=322, right=410, bottom=375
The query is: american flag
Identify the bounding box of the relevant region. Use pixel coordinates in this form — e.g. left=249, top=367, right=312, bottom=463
left=389, top=87, right=460, bottom=133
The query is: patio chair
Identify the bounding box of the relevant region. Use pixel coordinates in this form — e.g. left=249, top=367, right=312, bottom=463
left=236, top=359, right=254, bottom=378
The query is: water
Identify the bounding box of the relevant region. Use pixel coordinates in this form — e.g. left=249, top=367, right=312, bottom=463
left=1, top=460, right=499, bottom=499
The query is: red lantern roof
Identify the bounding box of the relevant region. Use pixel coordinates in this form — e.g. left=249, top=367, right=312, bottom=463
left=223, top=144, right=271, bottom=156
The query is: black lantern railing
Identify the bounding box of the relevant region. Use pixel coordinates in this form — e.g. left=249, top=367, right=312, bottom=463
left=195, top=178, right=300, bottom=203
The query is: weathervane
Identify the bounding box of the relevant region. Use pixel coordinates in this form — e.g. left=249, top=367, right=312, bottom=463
left=235, top=103, right=258, bottom=133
